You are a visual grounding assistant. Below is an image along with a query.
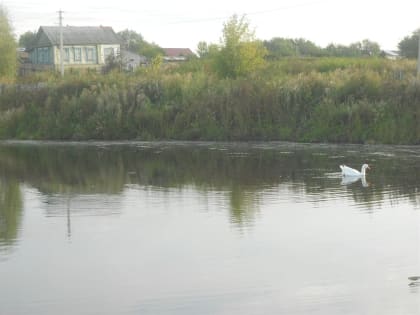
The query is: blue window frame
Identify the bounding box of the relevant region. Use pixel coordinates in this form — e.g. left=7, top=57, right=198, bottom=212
left=37, top=47, right=50, bottom=64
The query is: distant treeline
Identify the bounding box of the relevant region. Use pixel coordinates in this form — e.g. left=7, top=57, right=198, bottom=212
left=263, top=38, right=382, bottom=59
left=0, top=57, right=419, bottom=144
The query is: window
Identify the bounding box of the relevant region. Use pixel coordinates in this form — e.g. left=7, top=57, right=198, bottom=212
left=85, top=48, right=95, bottom=62
left=74, top=48, right=82, bottom=62
left=64, top=48, right=70, bottom=62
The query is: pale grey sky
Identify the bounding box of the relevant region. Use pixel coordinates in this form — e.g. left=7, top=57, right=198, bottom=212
left=3, top=0, right=420, bottom=51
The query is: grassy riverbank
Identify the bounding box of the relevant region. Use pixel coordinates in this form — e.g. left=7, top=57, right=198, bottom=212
left=1, top=57, right=419, bottom=144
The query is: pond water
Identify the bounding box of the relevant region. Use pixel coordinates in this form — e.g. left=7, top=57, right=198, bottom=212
left=0, top=141, right=419, bottom=315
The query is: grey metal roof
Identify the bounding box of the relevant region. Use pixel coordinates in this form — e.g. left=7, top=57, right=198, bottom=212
left=34, top=26, right=122, bottom=47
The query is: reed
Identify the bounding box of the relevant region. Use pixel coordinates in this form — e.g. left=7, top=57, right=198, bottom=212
left=0, top=58, right=419, bottom=144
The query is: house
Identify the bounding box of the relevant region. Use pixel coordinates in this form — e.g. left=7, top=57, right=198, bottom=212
left=162, top=48, right=195, bottom=62
left=27, top=26, right=122, bottom=72
left=121, top=50, right=148, bottom=71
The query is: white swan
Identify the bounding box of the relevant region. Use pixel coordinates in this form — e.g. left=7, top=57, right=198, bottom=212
left=340, top=164, right=370, bottom=177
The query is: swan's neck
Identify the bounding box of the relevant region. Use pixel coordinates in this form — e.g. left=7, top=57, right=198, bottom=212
left=361, top=167, right=367, bottom=176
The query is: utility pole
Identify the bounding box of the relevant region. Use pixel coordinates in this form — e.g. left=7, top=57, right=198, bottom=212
left=58, top=10, right=64, bottom=77
left=417, top=34, right=420, bottom=77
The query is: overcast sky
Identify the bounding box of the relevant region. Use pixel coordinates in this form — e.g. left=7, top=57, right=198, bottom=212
left=3, top=0, right=420, bottom=51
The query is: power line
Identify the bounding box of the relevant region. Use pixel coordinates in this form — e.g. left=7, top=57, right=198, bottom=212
left=6, top=0, right=333, bottom=26
left=168, top=0, right=333, bottom=24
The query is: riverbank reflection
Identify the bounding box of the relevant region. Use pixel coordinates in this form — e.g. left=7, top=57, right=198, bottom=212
left=0, top=141, right=419, bottom=249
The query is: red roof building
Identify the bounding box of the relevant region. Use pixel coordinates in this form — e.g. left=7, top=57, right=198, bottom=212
left=162, top=48, right=195, bottom=61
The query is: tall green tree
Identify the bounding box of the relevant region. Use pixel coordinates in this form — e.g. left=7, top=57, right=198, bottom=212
left=18, top=30, right=37, bottom=50
left=0, top=5, right=16, bottom=82
left=214, top=14, right=267, bottom=78
left=398, top=29, right=420, bottom=58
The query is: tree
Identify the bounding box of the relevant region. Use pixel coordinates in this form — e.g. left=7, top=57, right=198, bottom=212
left=196, top=41, right=219, bottom=59
left=139, top=42, right=164, bottom=59
left=264, top=38, right=296, bottom=58
left=196, top=41, right=209, bottom=58
left=214, top=14, right=267, bottom=78
left=398, top=29, right=420, bottom=59
left=18, top=30, right=37, bottom=50
left=117, top=29, right=164, bottom=59
left=326, top=43, right=355, bottom=57
left=293, top=38, right=324, bottom=57
left=360, top=39, right=380, bottom=56
left=118, top=29, right=143, bottom=52
left=0, top=5, right=16, bottom=82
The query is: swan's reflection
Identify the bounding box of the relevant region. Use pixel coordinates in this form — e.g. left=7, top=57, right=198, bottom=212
left=341, top=176, right=369, bottom=187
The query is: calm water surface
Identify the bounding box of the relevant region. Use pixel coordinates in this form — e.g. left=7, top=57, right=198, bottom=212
left=0, top=141, right=419, bottom=315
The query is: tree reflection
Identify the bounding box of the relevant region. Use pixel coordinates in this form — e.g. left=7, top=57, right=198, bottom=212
left=229, top=185, right=262, bottom=227
left=0, top=179, right=23, bottom=250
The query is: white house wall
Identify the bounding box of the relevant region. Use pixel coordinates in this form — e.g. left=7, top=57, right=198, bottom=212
left=53, top=45, right=99, bottom=65
left=52, top=44, right=121, bottom=66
